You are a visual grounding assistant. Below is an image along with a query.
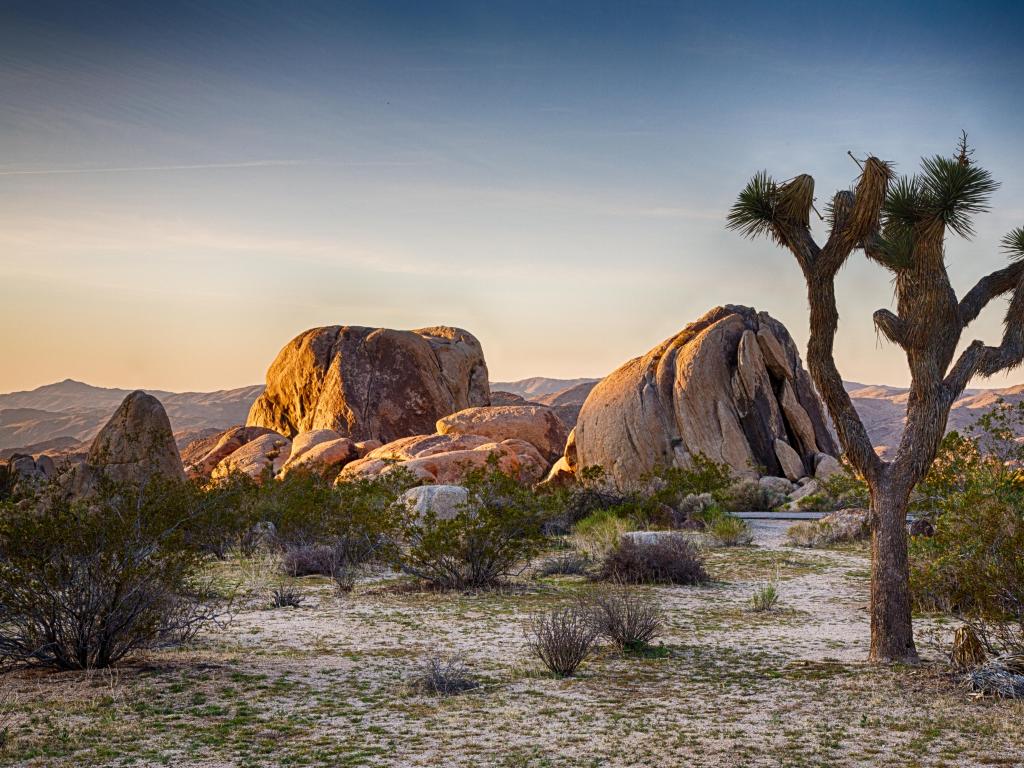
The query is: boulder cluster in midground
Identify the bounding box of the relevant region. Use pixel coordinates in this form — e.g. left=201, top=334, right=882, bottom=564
left=4, top=308, right=844, bottom=505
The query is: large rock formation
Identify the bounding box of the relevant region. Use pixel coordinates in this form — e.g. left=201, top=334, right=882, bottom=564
left=246, top=325, right=490, bottom=443
left=572, top=305, right=838, bottom=490
left=77, top=391, right=186, bottom=488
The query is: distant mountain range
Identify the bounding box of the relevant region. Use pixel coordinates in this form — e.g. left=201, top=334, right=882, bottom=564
left=0, top=379, right=264, bottom=458
left=3, top=376, right=1023, bottom=458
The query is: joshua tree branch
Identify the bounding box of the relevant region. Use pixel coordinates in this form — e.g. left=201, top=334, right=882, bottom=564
left=945, top=284, right=1024, bottom=395
left=958, top=261, right=1024, bottom=327
left=873, top=309, right=907, bottom=348
left=804, top=268, right=885, bottom=482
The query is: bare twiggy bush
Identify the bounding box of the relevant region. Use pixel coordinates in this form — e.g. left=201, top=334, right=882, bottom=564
left=525, top=605, right=597, bottom=677
left=585, top=587, right=663, bottom=651
left=597, top=534, right=709, bottom=585
left=412, top=656, right=480, bottom=695
left=271, top=585, right=305, bottom=608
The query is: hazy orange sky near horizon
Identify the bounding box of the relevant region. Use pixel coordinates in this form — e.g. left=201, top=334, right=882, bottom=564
left=2, top=1, right=1024, bottom=395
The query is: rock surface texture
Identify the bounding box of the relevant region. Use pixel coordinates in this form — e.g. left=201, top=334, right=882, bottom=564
left=211, top=432, right=291, bottom=481
left=572, top=305, right=838, bottom=490
left=435, top=405, right=568, bottom=463
left=247, top=325, right=490, bottom=443
left=83, top=391, right=186, bottom=486
left=182, top=425, right=275, bottom=479
left=339, top=433, right=547, bottom=485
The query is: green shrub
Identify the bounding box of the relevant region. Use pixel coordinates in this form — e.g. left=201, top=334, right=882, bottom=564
left=909, top=402, right=1024, bottom=655
left=750, top=583, right=779, bottom=612
left=570, top=508, right=635, bottom=560
left=0, top=478, right=223, bottom=671
left=394, top=459, right=552, bottom=589
left=706, top=512, right=753, bottom=546
left=717, top=479, right=781, bottom=512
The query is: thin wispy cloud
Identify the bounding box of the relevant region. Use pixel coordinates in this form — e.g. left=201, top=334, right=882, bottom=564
left=0, top=158, right=433, bottom=177
left=0, top=160, right=306, bottom=177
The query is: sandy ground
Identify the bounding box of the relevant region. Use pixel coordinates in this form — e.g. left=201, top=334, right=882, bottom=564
left=3, top=521, right=1023, bottom=767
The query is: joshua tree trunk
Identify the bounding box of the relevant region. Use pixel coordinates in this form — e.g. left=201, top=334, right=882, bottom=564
left=728, top=136, right=1024, bottom=662
left=868, top=477, right=915, bottom=662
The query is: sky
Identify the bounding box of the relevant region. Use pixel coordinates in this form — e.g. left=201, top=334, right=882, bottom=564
left=2, top=0, right=1024, bottom=393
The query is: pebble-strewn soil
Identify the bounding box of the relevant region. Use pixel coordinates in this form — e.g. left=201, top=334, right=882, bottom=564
left=3, top=522, right=1022, bottom=767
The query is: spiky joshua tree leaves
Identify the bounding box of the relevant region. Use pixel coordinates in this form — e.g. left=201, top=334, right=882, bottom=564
left=728, top=134, right=1024, bottom=663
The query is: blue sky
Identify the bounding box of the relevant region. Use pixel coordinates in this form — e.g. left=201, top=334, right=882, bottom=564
left=2, top=0, right=1023, bottom=391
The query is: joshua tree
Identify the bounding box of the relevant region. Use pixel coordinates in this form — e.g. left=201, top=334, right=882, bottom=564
left=727, top=134, right=1024, bottom=662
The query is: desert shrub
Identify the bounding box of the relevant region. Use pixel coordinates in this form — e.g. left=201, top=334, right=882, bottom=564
left=271, top=585, right=305, bottom=608
left=786, top=520, right=830, bottom=547
left=641, top=455, right=735, bottom=513
left=395, top=459, right=552, bottom=589
left=717, top=479, right=780, bottom=512
left=543, top=466, right=633, bottom=535
left=0, top=478, right=224, bottom=671
left=674, top=492, right=715, bottom=525
left=412, top=656, right=480, bottom=695
left=189, top=472, right=260, bottom=557
left=750, top=583, right=779, bottom=612
left=596, top=534, right=709, bottom=585
left=585, top=586, right=663, bottom=650
left=570, top=508, right=635, bottom=560
left=909, top=403, right=1024, bottom=657
left=525, top=605, right=597, bottom=677
left=795, top=468, right=870, bottom=512
left=281, top=542, right=340, bottom=577
left=706, top=512, right=753, bottom=546
left=534, top=551, right=591, bottom=577
left=786, top=510, right=869, bottom=548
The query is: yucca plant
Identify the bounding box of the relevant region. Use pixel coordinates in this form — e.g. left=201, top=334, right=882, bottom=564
left=728, top=132, right=1024, bottom=663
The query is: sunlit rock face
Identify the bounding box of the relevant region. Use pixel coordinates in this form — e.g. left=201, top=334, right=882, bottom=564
left=73, top=391, right=186, bottom=492
left=572, top=305, right=838, bottom=490
left=247, top=325, right=490, bottom=443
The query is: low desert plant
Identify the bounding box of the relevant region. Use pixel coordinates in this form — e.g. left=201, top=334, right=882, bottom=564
left=0, top=478, right=225, bottom=671
left=750, top=582, right=780, bottom=612
left=395, top=459, right=552, bottom=589
left=525, top=605, right=597, bottom=677
left=270, top=585, right=305, bottom=608
left=717, top=479, right=782, bottom=512
left=281, top=542, right=340, bottom=577
left=585, top=587, right=663, bottom=651
left=412, top=656, right=480, bottom=695
left=596, top=534, right=709, bottom=585
left=570, top=508, right=635, bottom=561
left=706, top=512, right=753, bottom=546
left=534, top=551, right=591, bottom=578
left=786, top=509, right=869, bottom=549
